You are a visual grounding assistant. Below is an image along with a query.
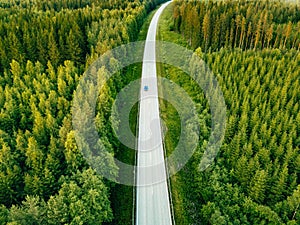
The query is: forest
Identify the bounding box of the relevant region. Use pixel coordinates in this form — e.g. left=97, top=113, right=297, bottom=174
left=0, top=0, right=167, bottom=224
left=0, top=0, right=299, bottom=224
left=157, top=0, right=300, bottom=224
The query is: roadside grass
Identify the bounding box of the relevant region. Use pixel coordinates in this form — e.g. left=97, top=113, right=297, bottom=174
left=110, top=2, right=196, bottom=224
left=156, top=3, right=190, bottom=48
left=108, top=64, right=139, bottom=225
left=157, top=3, right=195, bottom=225
left=108, top=7, right=160, bottom=225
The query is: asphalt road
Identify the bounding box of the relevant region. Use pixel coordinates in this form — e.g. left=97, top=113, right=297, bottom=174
left=135, top=1, right=173, bottom=225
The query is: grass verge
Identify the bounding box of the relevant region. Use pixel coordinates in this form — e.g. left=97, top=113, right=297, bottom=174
left=108, top=6, right=161, bottom=225
left=157, top=3, right=195, bottom=225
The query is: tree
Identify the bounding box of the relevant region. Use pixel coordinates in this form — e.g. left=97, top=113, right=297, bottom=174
left=36, top=30, right=48, bottom=65
left=0, top=38, right=9, bottom=70
left=7, top=32, right=24, bottom=63
left=266, top=24, right=273, bottom=49
left=246, top=22, right=253, bottom=49
left=191, top=7, right=200, bottom=48
left=43, top=137, right=65, bottom=198
left=202, top=11, right=211, bottom=52
left=64, top=131, right=87, bottom=174
left=8, top=196, right=46, bottom=225
left=287, top=185, right=300, bottom=221
left=254, top=14, right=263, bottom=48
left=66, top=27, right=82, bottom=63
left=0, top=204, right=9, bottom=225
left=24, top=137, right=44, bottom=196
left=32, top=110, right=48, bottom=146
left=239, top=16, right=246, bottom=49
left=0, top=142, right=23, bottom=206
left=270, top=165, right=288, bottom=203
left=173, top=4, right=181, bottom=32
left=249, top=169, right=268, bottom=203
left=23, top=26, right=37, bottom=63
left=47, top=169, right=113, bottom=224
left=48, top=29, right=60, bottom=67
left=235, top=15, right=241, bottom=48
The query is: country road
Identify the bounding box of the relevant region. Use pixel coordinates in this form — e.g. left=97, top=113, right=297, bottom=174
left=135, top=1, right=173, bottom=225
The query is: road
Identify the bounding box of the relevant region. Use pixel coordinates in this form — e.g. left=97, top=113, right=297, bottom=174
left=136, top=1, right=173, bottom=225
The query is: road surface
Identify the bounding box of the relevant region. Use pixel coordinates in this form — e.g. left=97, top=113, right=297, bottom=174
left=136, top=1, right=173, bottom=225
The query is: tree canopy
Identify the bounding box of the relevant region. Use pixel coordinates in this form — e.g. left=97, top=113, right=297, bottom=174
left=0, top=0, right=167, bottom=224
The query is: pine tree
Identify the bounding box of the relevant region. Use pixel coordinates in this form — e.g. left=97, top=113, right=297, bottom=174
left=249, top=169, right=268, bottom=203
left=0, top=142, right=23, bottom=206
left=66, top=29, right=82, bottom=63
left=202, top=11, right=211, bottom=52
left=284, top=21, right=292, bottom=49
left=254, top=17, right=262, bottom=49
left=48, top=29, right=60, bottom=68
left=239, top=16, right=246, bottom=49
left=24, top=137, right=44, bottom=196
left=287, top=185, right=300, bottom=221
left=47, top=169, right=113, bottom=224
left=9, top=196, right=46, bottom=225
left=64, top=131, right=86, bottom=174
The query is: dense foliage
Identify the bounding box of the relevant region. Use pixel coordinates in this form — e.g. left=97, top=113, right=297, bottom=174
left=158, top=0, right=299, bottom=224
left=173, top=0, right=300, bottom=51
left=0, top=0, right=167, bottom=224
left=1, top=0, right=299, bottom=224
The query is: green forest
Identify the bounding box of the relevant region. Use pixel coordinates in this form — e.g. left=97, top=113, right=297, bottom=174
left=157, top=0, right=300, bottom=224
left=0, top=0, right=167, bottom=224
left=0, top=0, right=299, bottom=224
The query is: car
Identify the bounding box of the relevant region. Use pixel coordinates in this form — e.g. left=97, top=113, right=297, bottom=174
left=144, top=85, right=149, bottom=91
